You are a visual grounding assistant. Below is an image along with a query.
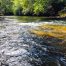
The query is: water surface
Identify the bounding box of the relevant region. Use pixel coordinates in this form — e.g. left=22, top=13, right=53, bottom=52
left=0, top=16, right=66, bottom=66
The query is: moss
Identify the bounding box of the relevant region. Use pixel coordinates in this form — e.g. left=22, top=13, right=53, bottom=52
left=59, top=9, right=66, bottom=17
left=59, top=13, right=66, bottom=17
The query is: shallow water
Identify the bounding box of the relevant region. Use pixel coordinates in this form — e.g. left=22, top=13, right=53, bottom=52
left=0, top=16, right=66, bottom=66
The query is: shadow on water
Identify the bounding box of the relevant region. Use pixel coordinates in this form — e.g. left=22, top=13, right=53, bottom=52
left=27, top=35, right=66, bottom=66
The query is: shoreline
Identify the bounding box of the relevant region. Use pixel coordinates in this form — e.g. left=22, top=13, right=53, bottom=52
left=0, top=16, right=66, bottom=20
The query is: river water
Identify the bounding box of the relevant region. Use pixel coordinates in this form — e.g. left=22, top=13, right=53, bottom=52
left=0, top=16, right=66, bottom=66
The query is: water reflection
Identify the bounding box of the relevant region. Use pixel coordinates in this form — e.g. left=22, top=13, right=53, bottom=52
left=5, top=16, right=62, bottom=23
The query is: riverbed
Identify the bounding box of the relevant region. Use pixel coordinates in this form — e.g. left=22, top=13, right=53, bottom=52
left=0, top=16, right=66, bottom=66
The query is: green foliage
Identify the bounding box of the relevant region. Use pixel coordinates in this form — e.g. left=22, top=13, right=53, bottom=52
left=12, top=0, right=34, bottom=15
left=0, top=0, right=12, bottom=15
left=21, top=0, right=34, bottom=15
left=0, top=0, right=66, bottom=16
left=33, top=0, right=51, bottom=15
left=12, top=0, right=22, bottom=15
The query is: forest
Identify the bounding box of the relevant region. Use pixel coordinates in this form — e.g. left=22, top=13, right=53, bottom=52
left=0, top=0, right=66, bottom=17
left=0, top=0, right=66, bottom=66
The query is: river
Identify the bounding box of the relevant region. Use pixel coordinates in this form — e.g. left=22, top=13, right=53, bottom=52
left=0, top=16, right=66, bottom=66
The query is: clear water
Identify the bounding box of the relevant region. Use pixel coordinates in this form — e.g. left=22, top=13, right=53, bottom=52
left=0, top=16, right=66, bottom=66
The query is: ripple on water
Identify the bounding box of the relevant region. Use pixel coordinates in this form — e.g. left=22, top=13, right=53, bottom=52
left=0, top=17, right=66, bottom=66
left=4, top=49, right=28, bottom=56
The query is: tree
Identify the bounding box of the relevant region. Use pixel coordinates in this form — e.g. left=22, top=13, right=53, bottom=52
left=0, top=0, right=66, bottom=16
left=0, top=0, right=13, bottom=15
left=33, top=0, right=51, bottom=15
left=12, top=0, right=22, bottom=15
left=21, top=0, right=34, bottom=15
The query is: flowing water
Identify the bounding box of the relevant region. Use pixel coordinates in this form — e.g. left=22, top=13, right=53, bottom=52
left=0, top=16, right=66, bottom=66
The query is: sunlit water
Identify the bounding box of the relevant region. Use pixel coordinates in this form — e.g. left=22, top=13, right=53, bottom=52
left=0, top=16, right=66, bottom=66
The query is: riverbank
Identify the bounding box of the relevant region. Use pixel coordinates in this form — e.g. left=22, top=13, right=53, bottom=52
left=0, top=16, right=66, bottom=20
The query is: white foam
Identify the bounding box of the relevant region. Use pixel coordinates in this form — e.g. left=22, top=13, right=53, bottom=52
left=18, top=22, right=54, bottom=26
left=4, top=49, right=28, bottom=56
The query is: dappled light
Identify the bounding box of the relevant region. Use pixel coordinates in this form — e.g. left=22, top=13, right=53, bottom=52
left=31, top=24, right=66, bottom=39
left=0, top=0, right=66, bottom=66
left=30, top=24, right=66, bottom=53
left=0, top=17, right=66, bottom=66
